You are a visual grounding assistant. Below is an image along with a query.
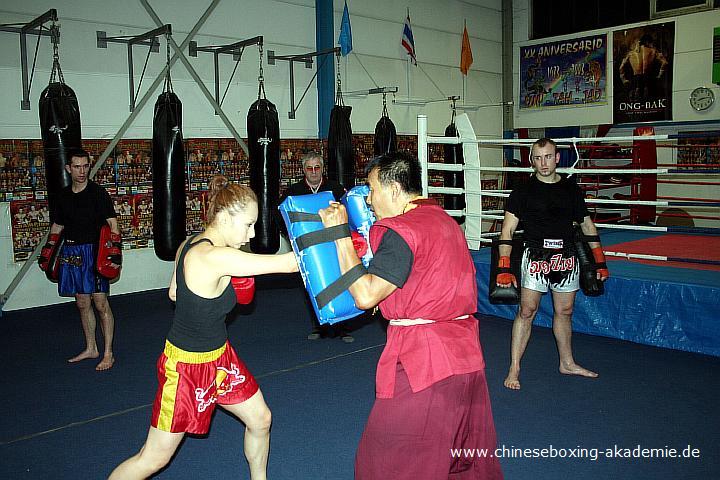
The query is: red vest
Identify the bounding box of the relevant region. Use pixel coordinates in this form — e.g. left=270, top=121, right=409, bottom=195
left=369, top=200, right=485, bottom=398
left=370, top=200, right=477, bottom=320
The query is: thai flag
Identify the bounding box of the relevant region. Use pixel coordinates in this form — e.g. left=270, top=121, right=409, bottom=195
left=401, top=14, right=417, bottom=65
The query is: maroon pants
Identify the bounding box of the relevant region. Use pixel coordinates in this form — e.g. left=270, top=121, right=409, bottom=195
left=355, top=363, right=503, bottom=480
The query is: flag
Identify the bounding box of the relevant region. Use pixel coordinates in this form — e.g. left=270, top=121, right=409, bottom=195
left=338, top=1, right=353, bottom=56
left=460, top=25, right=473, bottom=75
left=401, top=13, right=417, bottom=65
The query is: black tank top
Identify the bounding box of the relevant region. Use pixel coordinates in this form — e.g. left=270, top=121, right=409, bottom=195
left=166, top=237, right=236, bottom=352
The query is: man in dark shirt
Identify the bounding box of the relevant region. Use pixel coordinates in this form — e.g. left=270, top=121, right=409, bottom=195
left=497, top=138, right=608, bottom=390
left=48, top=148, right=120, bottom=370
left=280, top=151, right=351, bottom=342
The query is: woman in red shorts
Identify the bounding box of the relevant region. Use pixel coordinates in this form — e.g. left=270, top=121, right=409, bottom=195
left=110, top=175, right=298, bottom=479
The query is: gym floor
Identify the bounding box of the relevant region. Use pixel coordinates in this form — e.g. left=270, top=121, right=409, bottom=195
left=1, top=277, right=718, bottom=479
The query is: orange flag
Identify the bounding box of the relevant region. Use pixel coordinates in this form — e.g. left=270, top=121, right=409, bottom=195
left=460, top=25, right=473, bottom=75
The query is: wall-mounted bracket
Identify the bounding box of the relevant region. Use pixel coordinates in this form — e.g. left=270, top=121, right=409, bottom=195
left=0, top=9, right=59, bottom=110
left=342, top=86, right=398, bottom=98
left=96, top=24, right=172, bottom=111
left=267, top=47, right=340, bottom=118
left=188, top=36, right=263, bottom=115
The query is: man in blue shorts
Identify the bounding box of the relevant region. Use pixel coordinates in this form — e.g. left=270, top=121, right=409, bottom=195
left=497, top=138, right=609, bottom=390
left=46, top=148, right=120, bottom=370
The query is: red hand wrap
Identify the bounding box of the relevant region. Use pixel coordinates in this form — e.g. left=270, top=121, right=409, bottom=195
left=497, top=255, right=516, bottom=287
left=350, top=230, right=368, bottom=258
left=231, top=277, right=256, bottom=304
left=498, top=255, right=510, bottom=269
left=592, top=247, right=609, bottom=280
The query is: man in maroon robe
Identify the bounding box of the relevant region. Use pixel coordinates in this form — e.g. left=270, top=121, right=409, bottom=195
left=319, top=152, right=503, bottom=479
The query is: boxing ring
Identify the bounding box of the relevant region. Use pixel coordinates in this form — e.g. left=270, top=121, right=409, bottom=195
left=417, top=114, right=720, bottom=357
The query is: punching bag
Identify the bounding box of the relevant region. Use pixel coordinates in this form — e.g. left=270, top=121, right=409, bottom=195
left=373, top=103, right=396, bottom=156
left=443, top=122, right=465, bottom=224
left=152, top=89, right=186, bottom=261
left=327, top=105, right=354, bottom=189
left=247, top=98, right=281, bottom=254
left=39, top=82, right=80, bottom=224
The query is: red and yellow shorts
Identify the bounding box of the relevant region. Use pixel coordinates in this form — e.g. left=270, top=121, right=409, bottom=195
left=151, top=340, right=259, bottom=434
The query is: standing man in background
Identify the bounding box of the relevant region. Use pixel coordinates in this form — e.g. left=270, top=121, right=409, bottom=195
left=280, top=151, right=353, bottom=342
left=497, top=138, right=608, bottom=390
left=42, top=148, right=121, bottom=371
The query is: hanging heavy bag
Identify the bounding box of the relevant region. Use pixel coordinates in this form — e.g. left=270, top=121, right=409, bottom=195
left=152, top=91, right=186, bottom=261
left=327, top=105, right=354, bottom=189
left=247, top=98, right=281, bottom=254
left=39, top=82, right=80, bottom=224
left=373, top=101, right=397, bottom=156
left=443, top=122, right=465, bottom=224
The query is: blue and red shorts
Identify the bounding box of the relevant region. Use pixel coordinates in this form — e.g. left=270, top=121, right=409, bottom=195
left=58, top=243, right=109, bottom=296
left=151, top=340, right=259, bottom=434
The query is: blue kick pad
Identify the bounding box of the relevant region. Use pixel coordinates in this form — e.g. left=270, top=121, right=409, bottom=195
left=279, top=192, right=364, bottom=325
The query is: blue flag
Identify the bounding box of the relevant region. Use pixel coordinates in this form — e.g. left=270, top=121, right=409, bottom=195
left=338, top=1, right=352, bottom=56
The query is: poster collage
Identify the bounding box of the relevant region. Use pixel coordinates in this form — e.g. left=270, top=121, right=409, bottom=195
left=3, top=134, right=484, bottom=262
left=519, top=23, right=675, bottom=124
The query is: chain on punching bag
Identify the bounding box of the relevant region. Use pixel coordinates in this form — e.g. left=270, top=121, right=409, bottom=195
left=152, top=40, right=186, bottom=261
left=248, top=43, right=281, bottom=254
left=443, top=105, right=465, bottom=224
left=373, top=94, right=397, bottom=156
left=39, top=26, right=79, bottom=224
left=327, top=54, right=354, bottom=188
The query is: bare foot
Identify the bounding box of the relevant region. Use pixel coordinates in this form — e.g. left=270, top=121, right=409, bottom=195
left=96, top=354, right=115, bottom=371
left=559, top=363, right=598, bottom=378
left=504, top=369, right=521, bottom=390
left=68, top=349, right=99, bottom=363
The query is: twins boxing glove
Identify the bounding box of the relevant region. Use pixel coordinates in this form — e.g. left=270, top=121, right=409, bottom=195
left=96, top=224, right=122, bottom=280
left=231, top=277, right=256, bottom=304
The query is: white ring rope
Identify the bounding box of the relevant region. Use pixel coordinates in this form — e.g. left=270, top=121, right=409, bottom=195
left=417, top=114, right=720, bottom=256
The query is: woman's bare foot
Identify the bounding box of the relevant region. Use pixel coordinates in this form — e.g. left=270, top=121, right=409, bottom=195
left=96, top=354, right=115, bottom=371
left=68, top=349, right=99, bottom=363
left=559, top=362, right=598, bottom=378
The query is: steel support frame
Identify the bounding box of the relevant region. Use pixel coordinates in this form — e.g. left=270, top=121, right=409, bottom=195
left=0, top=9, right=59, bottom=110
left=140, top=0, right=249, bottom=156
left=267, top=47, right=340, bottom=119
left=96, top=24, right=172, bottom=111
left=1, top=0, right=221, bottom=311
left=188, top=35, right=263, bottom=115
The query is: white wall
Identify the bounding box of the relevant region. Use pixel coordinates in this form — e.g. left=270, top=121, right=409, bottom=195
left=0, top=0, right=504, bottom=311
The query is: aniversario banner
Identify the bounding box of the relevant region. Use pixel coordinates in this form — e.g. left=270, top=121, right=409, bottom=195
left=519, top=34, right=607, bottom=109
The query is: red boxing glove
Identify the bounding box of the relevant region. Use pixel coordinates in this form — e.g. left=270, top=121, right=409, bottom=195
left=496, top=255, right=517, bottom=288
left=38, top=233, right=60, bottom=272
left=591, top=247, right=609, bottom=281
left=350, top=230, right=368, bottom=258
left=231, top=277, right=256, bottom=304
left=96, top=225, right=122, bottom=280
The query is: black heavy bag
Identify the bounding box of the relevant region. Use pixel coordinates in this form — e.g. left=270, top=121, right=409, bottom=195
left=327, top=105, right=354, bottom=189
left=572, top=225, right=604, bottom=297
left=152, top=91, right=186, bottom=261
left=39, top=82, right=80, bottom=223
left=373, top=110, right=397, bottom=156
left=443, top=122, right=465, bottom=224
left=248, top=98, right=281, bottom=254
left=489, top=237, right=523, bottom=305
